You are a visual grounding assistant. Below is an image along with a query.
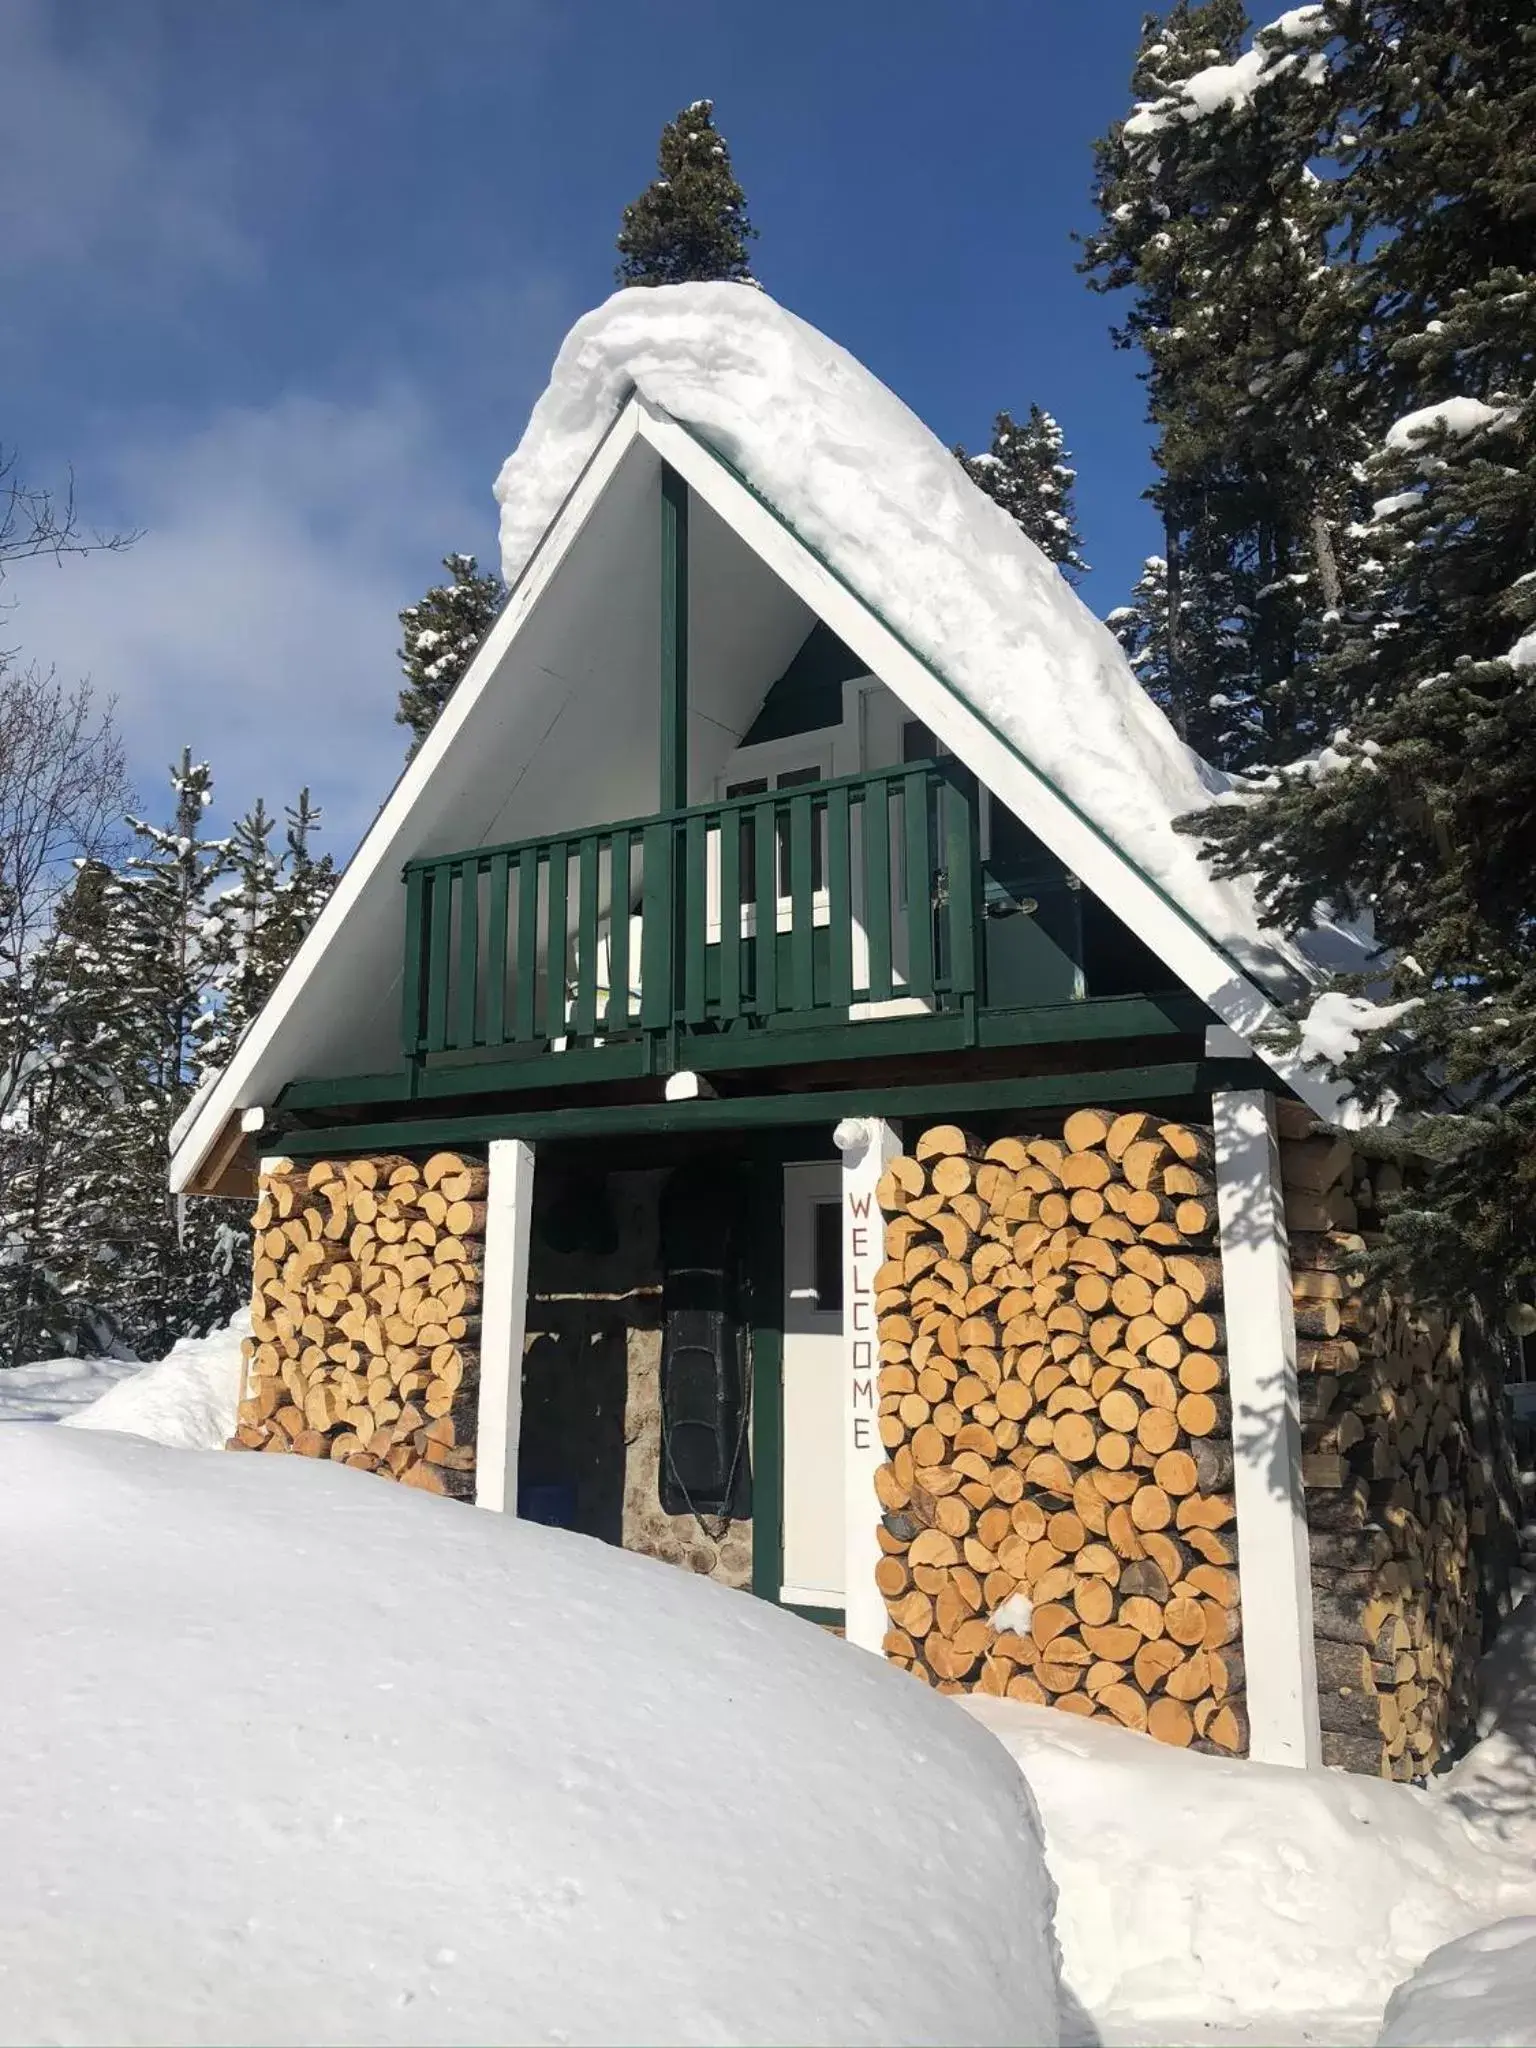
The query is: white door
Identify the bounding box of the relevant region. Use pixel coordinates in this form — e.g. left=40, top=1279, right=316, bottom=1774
left=780, top=1162, right=844, bottom=1606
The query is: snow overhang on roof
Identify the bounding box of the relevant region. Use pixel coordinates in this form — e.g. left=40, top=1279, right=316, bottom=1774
left=172, top=286, right=1355, bottom=1194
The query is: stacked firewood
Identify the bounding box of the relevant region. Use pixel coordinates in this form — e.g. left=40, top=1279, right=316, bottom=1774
left=872, top=1111, right=1247, bottom=1753
left=1282, top=1106, right=1517, bottom=1778
left=228, top=1151, right=485, bottom=1498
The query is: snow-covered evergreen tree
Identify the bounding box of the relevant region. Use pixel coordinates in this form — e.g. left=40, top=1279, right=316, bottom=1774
left=1083, top=0, right=1365, bottom=772
left=1193, top=0, right=1536, bottom=1298
left=396, top=554, right=503, bottom=754
left=615, top=100, right=757, bottom=288
left=957, top=407, right=1089, bottom=582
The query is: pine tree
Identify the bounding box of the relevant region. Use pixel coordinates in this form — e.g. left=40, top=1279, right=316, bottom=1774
left=957, top=407, right=1089, bottom=581
left=1082, top=1, right=1367, bottom=773
left=396, top=554, right=503, bottom=753
left=1192, top=2, right=1536, bottom=1299
left=615, top=100, right=757, bottom=288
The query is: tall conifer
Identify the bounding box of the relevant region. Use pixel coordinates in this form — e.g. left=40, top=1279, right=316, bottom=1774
left=616, top=100, right=757, bottom=288
left=957, top=408, right=1089, bottom=582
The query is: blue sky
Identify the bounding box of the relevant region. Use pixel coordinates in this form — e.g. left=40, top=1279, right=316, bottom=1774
left=3, top=0, right=1162, bottom=857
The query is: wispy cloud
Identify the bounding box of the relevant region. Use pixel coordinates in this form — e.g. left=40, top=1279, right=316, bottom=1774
left=9, top=387, right=497, bottom=856
left=0, top=0, right=253, bottom=295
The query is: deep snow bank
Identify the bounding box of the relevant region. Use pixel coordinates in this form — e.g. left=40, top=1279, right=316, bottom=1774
left=1377, top=1918, right=1536, bottom=2047
left=0, top=1427, right=1058, bottom=2047
left=960, top=1694, right=1536, bottom=2035
left=0, top=1353, right=138, bottom=1421
left=62, top=1311, right=246, bottom=1449
left=493, top=284, right=1303, bottom=987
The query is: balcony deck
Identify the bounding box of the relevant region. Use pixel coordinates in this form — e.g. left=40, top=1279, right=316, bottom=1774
left=277, top=762, right=1214, bottom=1121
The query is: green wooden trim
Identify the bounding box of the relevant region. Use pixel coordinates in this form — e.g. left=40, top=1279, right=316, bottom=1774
left=573, top=835, right=600, bottom=1038
left=425, top=862, right=452, bottom=1053
left=753, top=803, right=776, bottom=1015
left=945, top=771, right=979, bottom=1001
left=747, top=1158, right=784, bottom=1607
left=660, top=462, right=689, bottom=814
left=514, top=852, right=539, bottom=1042
left=400, top=864, right=427, bottom=1056
left=639, top=821, right=673, bottom=1029
left=718, top=812, right=742, bottom=1021
left=544, top=841, right=568, bottom=1041
left=682, top=811, right=708, bottom=1020
left=455, top=855, right=479, bottom=1048
left=826, top=784, right=853, bottom=1008
left=607, top=829, right=632, bottom=1033
left=277, top=1059, right=1265, bottom=1155
left=280, top=993, right=1212, bottom=1114
left=485, top=852, right=509, bottom=1045
left=903, top=765, right=933, bottom=998
left=788, top=792, right=815, bottom=1005
left=401, top=760, right=947, bottom=876
left=782, top=1603, right=846, bottom=1627
left=864, top=776, right=892, bottom=1002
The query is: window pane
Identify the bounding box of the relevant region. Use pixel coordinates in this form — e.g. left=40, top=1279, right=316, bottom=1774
left=812, top=1202, right=843, bottom=1314
left=902, top=719, right=938, bottom=762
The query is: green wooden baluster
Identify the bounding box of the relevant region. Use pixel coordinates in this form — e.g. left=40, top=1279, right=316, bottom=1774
left=944, top=769, right=979, bottom=1002
left=606, top=830, right=631, bottom=1033
left=400, top=865, right=427, bottom=1057
left=826, top=785, right=853, bottom=1010
left=902, top=767, right=934, bottom=1001
left=788, top=791, right=815, bottom=1007
left=455, top=857, right=481, bottom=1048
left=717, top=808, right=741, bottom=1021
left=640, top=820, right=673, bottom=1030
left=544, top=841, right=568, bottom=1042
left=573, top=834, right=599, bottom=1038
left=426, top=861, right=454, bottom=1051
left=864, top=779, right=892, bottom=1003
left=514, top=851, right=539, bottom=1041
left=485, top=853, right=509, bottom=1045
left=682, top=811, right=708, bottom=1023
left=753, top=798, right=777, bottom=1015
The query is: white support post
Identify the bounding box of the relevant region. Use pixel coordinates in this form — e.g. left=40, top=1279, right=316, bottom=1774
left=835, top=1115, right=900, bottom=1653
left=1213, top=1090, right=1322, bottom=1767
left=474, top=1139, right=537, bottom=1515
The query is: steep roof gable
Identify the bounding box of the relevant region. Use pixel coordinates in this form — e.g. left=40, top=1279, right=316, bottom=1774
left=173, top=298, right=1354, bottom=1193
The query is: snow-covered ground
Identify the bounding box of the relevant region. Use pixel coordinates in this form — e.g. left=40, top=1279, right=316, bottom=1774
left=0, top=1424, right=1058, bottom=2046
left=0, top=1349, right=139, bottom=1420
left=3, top=1326, right=1533, bottom=2044
left=0, top=1315, right=244, bottom=1442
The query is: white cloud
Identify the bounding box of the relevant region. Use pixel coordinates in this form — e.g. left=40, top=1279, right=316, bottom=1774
left=7, top=386, right=498, bottom=857
left=0, top=0, right=252, bottom=292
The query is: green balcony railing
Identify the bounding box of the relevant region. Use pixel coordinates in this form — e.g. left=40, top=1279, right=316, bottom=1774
left=400, top=761, right=980, bottom=1064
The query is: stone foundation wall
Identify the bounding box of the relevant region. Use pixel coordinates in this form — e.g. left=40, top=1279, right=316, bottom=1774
left=229, top=1151, right=484, bottom=1495
left=521, top=1167, right=751, bottom=1586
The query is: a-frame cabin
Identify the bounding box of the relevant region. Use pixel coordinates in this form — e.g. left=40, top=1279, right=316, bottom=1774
left=174, top=287, right=1519, bottom=1783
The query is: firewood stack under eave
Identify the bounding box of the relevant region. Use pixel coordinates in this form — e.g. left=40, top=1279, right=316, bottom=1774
left=227, top=1151, right=486, bottom=1498
left=1279, top=1101, right=1518, bottom=1779
left=872, top=1111, right=1247, bottom=1754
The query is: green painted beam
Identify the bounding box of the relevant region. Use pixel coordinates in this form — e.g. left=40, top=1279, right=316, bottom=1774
left=277, top=1059, right=1265, bottom=1156
left=747, top=1158, right=784, bottom=1608
left=277, top=1039, right=650, bottom=1112
left=659, top=462, right=689, bottom=814
left=281, top=993, right=1210, bottom=1115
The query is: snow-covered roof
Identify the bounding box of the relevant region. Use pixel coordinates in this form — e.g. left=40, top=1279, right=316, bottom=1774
left=494, top=285, right=1301, bottom=986
left=171, top=286, right=1356, bottom=1193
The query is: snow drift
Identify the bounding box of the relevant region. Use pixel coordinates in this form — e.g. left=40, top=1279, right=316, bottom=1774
left=1377, top=1918, right=1536, bottom=2047
left=961, top=1692, right=1536, bottom=2039
left=62, top=1310, right=246, bottom=1449
left=493, top=283, right=1305, bottom=989
left=0, top=1427, right=1059, bottom=2047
